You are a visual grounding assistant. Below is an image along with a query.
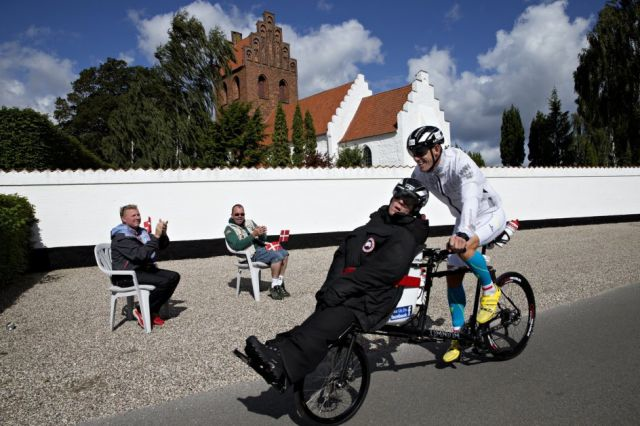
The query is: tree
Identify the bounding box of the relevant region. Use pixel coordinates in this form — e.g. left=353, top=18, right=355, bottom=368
left=155, top=10, right=235, bottom=167
left=291, top=104, right=305, bottom=166
left=336, top=146, right=364, bottom=167
left=203, top=102, right=265, bottom=167
left=0, top=107, right=109, bottom=170
left=500, top=105, right=525, bottom=166
left=528, top=111, right=550, bottom=167
left=571, top=113, right=602, bottom=166
left=547, top=88, right=573, bottom=166
left=103, top=70, right=176, bottom=168
left=468, top=151, right=486, bottom=167
left=54, top=58, right=147, bottom=161
left=267, top=103, right=291, bottom=167
left=303, top=110, right=319, bottom=165
left=574, top=0, right=640, bottom=166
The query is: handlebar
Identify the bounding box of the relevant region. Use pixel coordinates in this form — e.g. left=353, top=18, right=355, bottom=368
left=419, top=248, right=450, bottom=265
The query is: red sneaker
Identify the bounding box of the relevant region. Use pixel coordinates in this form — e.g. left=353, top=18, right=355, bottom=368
left=132, top=308, right=144, bottom=329
left=152, top=314, right=165, bottom=326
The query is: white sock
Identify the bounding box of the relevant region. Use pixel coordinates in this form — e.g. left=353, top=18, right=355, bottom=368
left=271, top=278, right=281, bottom=288
left=482, top=282, right=496, bottom=296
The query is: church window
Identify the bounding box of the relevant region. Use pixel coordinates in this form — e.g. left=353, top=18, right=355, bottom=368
left=221, top=82, right=228, bottom=105
left=278, top=80, right=289, bottom=103
left=233, top=76, right=240, bottom=100
left=258, top=75, right=268, bottom=99
left=363, top=146, right=372, bottom=167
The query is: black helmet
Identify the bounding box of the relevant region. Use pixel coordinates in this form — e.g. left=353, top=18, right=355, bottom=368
left=406, top=125, right=445, bottom=157
left=392, top=178, right=429, bottom=215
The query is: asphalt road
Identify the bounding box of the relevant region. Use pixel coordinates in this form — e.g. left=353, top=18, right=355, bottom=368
left=86, top=282, right=640, bottom=425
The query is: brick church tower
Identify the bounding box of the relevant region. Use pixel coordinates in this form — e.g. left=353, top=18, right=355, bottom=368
left=220, top=11, right=298, bottom=119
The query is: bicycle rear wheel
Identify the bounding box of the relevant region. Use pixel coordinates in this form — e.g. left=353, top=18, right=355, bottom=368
left=294, top=338, right=370, bottom=424
left=483, top=272, right=535, bottom=360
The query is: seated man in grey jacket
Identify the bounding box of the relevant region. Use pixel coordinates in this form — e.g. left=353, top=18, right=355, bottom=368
left=110, top=204, right=180, bottom=328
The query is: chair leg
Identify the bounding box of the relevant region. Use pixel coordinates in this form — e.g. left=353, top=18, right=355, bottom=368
left=139, top=290, right=152, bottom=334
left=236, top=270, right=241, bottom=297
left=250, top=268, right=261, bottom=302
left=110, top=295, right=117, bottom=330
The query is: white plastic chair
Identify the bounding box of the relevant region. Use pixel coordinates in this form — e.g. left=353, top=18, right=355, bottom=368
left=94, top=243, right=155, bottom=333
left=225, top=240, right=269, bottom=301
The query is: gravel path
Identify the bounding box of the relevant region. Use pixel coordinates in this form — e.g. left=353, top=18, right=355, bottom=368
left=1, top=222, right=639, bottom=425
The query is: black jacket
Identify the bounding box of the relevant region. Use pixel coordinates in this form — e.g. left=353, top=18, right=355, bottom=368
left=315, top=206, right=429, bottom=331
left=110, top=226, right=169, bottom=271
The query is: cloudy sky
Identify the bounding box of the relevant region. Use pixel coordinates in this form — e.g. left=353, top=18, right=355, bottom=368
left=1, top=0, right=606, bottom=164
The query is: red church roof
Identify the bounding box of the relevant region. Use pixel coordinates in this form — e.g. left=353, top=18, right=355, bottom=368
left=263, top=82, right=352, bottom=144
left=341, top=84, right=412, bottom=143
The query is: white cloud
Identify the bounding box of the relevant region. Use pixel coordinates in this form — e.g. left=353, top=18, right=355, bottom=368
left=283, top=20, right=383, bottom=96
left=0, top=41, right=75, bottom=117
left=407, top=0, right=591, bottom=165
left=118, top=51, right=135, bottom=64
left=130, top=1, right=383, bottom=97
left=317, top=0, right=333, bottom=12
left=129, top=1, right=259, bottom=64
left=445, top=3, right=462, bottom=24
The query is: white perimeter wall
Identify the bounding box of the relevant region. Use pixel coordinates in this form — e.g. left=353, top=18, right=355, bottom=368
left=1, top=167, right=639, bottom=248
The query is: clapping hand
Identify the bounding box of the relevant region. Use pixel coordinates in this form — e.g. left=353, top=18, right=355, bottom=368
left=154, top=219, right=168, bottom=238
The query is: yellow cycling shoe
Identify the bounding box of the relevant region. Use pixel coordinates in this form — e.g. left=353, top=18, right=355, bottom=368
left=477, top=287, right=502, bottom=324
left=442, top=340, right=461, bottom=363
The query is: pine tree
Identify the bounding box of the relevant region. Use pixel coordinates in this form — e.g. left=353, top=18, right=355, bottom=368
left=291, top=104, right=305, bottom=166
left=500, top=105, right=525, bottom=166
left=468, top=151, right=486, bottom=167
left=528, top=111, right=548, bottom=167
left=547, top=88, right=573, bottom=166
left=203, top=102, right=265, bottom=168
left=268, top=103, right=291, bottom=167
left=303, top=110, right=317, bottom=155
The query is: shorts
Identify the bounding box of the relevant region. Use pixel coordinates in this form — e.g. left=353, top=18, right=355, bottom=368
left=252, top=246, right=289, bottom=264
left=448, top=207, right=506, bottom=268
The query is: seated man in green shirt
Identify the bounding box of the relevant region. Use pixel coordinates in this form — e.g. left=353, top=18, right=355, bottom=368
left=224, top=204, right=290, bottom=300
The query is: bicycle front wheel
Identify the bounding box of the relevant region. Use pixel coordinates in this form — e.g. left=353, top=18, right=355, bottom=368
left=294, top=338, right=370, bottom=424
left=483, top=272, right=535, bottom=360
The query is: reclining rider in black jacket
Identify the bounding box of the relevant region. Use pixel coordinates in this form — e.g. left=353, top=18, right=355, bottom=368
left=244, top=178, right=429, bottom=390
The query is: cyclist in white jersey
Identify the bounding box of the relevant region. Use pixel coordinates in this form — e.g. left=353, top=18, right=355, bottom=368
left=408, top=125, right=506, bottom=362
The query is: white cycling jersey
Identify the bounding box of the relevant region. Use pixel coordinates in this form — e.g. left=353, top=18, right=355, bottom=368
left=411, top=146, right=503, bottom=238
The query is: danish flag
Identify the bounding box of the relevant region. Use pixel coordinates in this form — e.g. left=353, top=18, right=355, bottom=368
left=143, top=217, right=152, bottom=233
left=265, top=242, right=282, bottom=251
left=279, top=229, right=290, bottom=243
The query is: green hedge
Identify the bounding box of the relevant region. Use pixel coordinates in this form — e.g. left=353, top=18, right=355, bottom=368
left=0, top=194, right=37, bottom=284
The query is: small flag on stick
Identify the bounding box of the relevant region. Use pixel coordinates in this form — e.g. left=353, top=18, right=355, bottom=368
left=144, top=217, right=152, bottom=233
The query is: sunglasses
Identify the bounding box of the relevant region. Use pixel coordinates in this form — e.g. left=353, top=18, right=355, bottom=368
left=408, top=145, right=430, bottom=157
left=233, top=213, right=245, bottom=217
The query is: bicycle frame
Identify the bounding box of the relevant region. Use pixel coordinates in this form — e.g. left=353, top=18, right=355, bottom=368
left=368, top=246, right=496, bottom=348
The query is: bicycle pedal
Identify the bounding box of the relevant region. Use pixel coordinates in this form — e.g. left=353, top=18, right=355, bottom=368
left=233, top=349, right=251, bottom=364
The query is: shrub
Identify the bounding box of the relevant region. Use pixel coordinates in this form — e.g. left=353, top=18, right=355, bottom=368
left=0, top=194, right=37, bottom=284
left=0, top=107, right=110, bottom=171
left=336, top=147, right=364, bottom=168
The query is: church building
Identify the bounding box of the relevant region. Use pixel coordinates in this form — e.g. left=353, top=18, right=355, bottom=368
left=222, top=11, right=450, bottom=167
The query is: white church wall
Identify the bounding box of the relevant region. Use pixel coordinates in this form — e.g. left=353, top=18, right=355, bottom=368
left=342, top=133, right=399, bottom=166
left=325, top=74, right=372, bottom=158
left=316, top=135, right=329, bottom=155
left=398, top=70, right=450, bottom=166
